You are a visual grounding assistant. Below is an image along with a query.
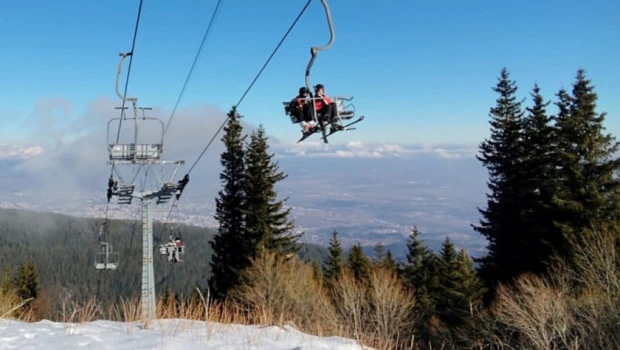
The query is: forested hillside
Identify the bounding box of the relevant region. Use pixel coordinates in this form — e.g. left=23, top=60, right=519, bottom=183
left=0, top=207, right=328, bottom=313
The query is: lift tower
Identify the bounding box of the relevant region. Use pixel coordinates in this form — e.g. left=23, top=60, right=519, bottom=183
left=106, top=52, right=186, bottom=323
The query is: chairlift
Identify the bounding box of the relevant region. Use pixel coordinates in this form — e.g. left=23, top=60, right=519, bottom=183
left=158, top=236, right=185, bottom=263
left=107, top=52, right=164, bottom=164
left=94, top=242, right=119, bottom=270
left=283, top=93, right=364, bottom=143
left=282, top=0, right=365, bottom=143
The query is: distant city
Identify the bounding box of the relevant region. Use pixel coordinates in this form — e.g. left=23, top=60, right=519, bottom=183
left=0, top=142, right=492, bottom=257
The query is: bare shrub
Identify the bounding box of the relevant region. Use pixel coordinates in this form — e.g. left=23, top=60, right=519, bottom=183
left=492, top=274, right=574, bottom=349
left=367, top=268, right=416, bottom=347
left=206, top=299, right=252, bottom=325
left=59, top=296, right=104, bottom=323
left=329, top=267, right=417, bottom=349
left=0, top=286, right=26, bottom=319
left=110, top=296, right=141, bottom=323
left=329, top=268, right=369, bottom=340
left=0, top=287, right=49, bottom=322
left=474, top=223, right=620, bottom=349
left=552, top=222, right=619, bottom=299
left=227, top=250, right=339, bottom=334
left=550, top=223, right=620, bottom=349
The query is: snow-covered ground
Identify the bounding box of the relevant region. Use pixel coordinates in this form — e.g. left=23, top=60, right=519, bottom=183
left=0, top=318, right=372, bottom=349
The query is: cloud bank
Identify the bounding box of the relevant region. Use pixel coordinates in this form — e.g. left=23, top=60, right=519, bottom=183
left=5, top=96, right=253, bottom=203
left=0, top=144, right=44, bottom=160
left=273, top=139, right=478, bottom=159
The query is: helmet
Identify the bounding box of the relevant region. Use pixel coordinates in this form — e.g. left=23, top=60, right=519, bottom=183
left=314, top=84, right=324, bottom=90
left=299, top=87, right=309, bottom=94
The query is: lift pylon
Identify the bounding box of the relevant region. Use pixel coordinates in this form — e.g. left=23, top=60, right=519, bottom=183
left=103, top=52, right=188, bottom=324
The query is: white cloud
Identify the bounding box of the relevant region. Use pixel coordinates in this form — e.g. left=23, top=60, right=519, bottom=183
left=0, top=144, right=44, bottom=160
left=347, top=140, right=364, bottom=149
left=5, top=96, right=240, bottom=203
left=274, top=140, right=477, bottom=159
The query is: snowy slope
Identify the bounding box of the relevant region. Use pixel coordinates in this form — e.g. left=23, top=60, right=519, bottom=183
left=0, top=318, right=373, bottom=349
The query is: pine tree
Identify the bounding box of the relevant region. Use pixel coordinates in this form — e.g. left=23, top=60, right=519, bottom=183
left=435, top=237, right=470, bottom=329
left=401, top=227, right=441, bottom=346
left=402, top=226, right=431, bottom=292
left=552, top=69, right=620, bottom=255
left=519, top=83, right=563, bottom=274
left=13, top=261, right=39, bottom=301
left=208, top=108, right=247, bottom=300
left=456, top=248, right=485, bottom=311
left=243, top=124, right=301, bottom=256
left=472, top=68, right=528, bottom=293
left=346, top=242, right=371, bottom=282
left=323, top=229, right=343, bottom=280
left=382, top=250, right=398, bottom=273
left=373, top=241, right=385, bottom=265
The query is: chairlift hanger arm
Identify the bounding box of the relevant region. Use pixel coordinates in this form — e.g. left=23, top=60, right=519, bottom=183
left=116, top=52, right=137, bottom=103
left=305, top=0, right=335, bottom=91
left=115, top=52, right=140, bottom=145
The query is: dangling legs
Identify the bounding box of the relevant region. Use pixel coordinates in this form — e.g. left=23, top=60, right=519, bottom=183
left=301, top=104, right=315, bottom=132
left=323, top=102, right=343, bottom=131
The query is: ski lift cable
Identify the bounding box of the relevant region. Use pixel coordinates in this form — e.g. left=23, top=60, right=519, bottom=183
left=159, top=199, right=179, bottom=242
left=185, top=0, right=313, bottom=175
left=103, top=0, right=144, bottom=229
left=114, top=0, right=145, bottom=146
left=163, top=0, right=224, bottom=138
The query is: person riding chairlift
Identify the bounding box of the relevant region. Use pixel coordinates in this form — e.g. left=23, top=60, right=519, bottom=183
left=289, top=86, right=315, bottom=132
left=313, top=84, right=343, bottom=132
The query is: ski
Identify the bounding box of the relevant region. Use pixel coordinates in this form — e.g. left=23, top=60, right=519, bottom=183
left=326, top=115, right=365, bottom=137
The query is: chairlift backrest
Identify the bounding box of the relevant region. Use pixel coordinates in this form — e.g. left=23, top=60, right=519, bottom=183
left=107, top=117, right=165, bottom=163
left=95, top=242, right=119, bottom=270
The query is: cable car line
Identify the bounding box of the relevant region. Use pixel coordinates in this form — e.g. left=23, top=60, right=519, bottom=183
left=163, top=0, right=224, bottom=138
left=102, top=0, right=144, bottom=238
left=114, top=0, right=144, bottom=146
left=185, top=0, right=313, bottom=175
left=155, top=0, right=313, bottom=235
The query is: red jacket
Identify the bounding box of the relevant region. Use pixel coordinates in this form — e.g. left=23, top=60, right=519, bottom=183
left=314, top=95, right=332, bottom=110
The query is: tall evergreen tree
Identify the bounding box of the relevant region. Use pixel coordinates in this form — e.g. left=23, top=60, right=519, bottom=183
left=401, top=227, right=442, bottom=346
left=472, top=68, right=528, bottom=293
left=551, top=69, right=620, bottom=257
left=518, top=84, right=562, bottom=274
left=323, top=229, right=343, bottom=280
left=371, top=241, right=398, bottom=272
left=402, top=226, right=431, bottom=292
left=209, top=108, right=247, bottom=300
left=382, top=250, right=398, bottom=273
left=456, top=248, right=485, bottom=311
left=346, top=242, right=371, bottom=282
left=243, top=124, right=301, bottom=256
left=372, top=241, right=385, bottom=265
left=13, top=261, right=40, bottom=301
left=435, top=237, right=470, bottom=329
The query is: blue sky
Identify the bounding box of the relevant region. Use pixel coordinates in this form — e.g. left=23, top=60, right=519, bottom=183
left=1, top=0, right=619, bottom=146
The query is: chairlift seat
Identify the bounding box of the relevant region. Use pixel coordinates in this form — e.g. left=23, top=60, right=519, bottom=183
left=158, top=240, right=185, bottom=263
left=95, top=242, right=119, bottom=270
left=95, top=262, right=118, bottom=270
left=333, top=96, right=355, bottom=119
left=283, top=101, right=302, bottom=124
left=108, top=143, right=162, bottom=162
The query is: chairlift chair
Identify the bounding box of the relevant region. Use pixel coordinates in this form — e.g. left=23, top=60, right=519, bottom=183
left=158, top=237, right=185, bottom=263
left=94, top=242, right=119, bottom=270
left=282, top=95, right=364, bottom=143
